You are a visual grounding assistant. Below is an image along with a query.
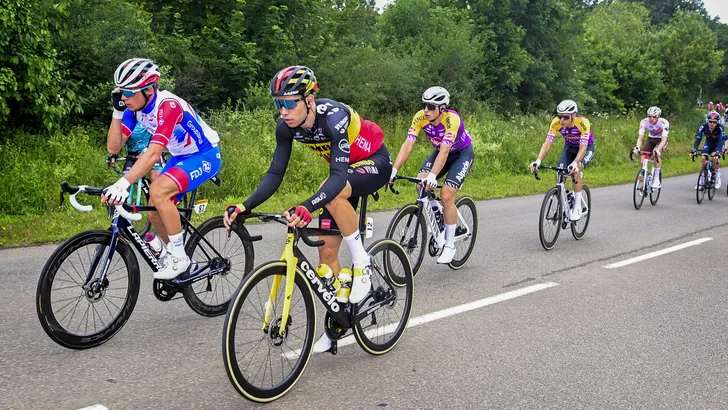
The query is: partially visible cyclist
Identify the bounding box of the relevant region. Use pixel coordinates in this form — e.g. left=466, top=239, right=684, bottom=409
left=707, top=102, right=715, bottom=120
left=530, top=100, right=595, bottom=221
left=222, top=65, right=391, bottom=353
left=389, top=86, right=474, bottom=264
left=691, top=111, right=727, bottom=189
left=633, top=106, right=669, bottom=189
left=101, top=58, right=221, bottom=280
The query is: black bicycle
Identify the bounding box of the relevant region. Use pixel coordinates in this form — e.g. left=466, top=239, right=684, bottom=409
left=534, top=165, right=591, bottom=250
left=691, top=150, right=724, bottom=204
left=36, top=178, right=254, bottom=349
left=385, top=176, right=477, bottom=275
left=222, top=194, right=413, bottom=403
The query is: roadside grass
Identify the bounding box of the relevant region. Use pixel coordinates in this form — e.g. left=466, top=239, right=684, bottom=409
left=0, top=107, right=706, bottom=247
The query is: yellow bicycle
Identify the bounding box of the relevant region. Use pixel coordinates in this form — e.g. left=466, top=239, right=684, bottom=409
left=222, top=212, right=414, bottom=403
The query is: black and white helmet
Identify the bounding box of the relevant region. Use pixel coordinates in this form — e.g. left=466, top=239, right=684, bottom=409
left=647, top=106, right=661, bottom=117
left=114, top=58, right=160, bottom=90
left=422, top=86, right=450, bottom=106
left=556, top=99, right=578, bottom=114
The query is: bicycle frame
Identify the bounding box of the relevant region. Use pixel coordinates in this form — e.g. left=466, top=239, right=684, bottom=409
left=535, top=166, right=588, bottom=225
left=389, top=176, right=472, bottom=250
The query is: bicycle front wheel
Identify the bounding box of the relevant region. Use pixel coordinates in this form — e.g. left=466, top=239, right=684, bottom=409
left=571, top=185, right=591, bottom=240
left=633, top=169, right=646, bottom=210
left=650, top=174, right=661, bottom=205
left=448, top=196, right=478, bottom=270
left=182, top=216, right=255, bottom=317
left=539, top=187, right=563, bottom=250
left=36, top=230, right=140, bottom=349
left=354, top=239, right=413, bottom=355
left=708, top=172, right=716, bottom=200
left=385, top=203, right=426, bottom=276
left=222, top=261, right=315, bottom=403
left=697, top=169, right=707, bottom=204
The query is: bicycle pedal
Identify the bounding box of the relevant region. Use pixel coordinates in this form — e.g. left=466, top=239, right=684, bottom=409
left=329, top=341, right=338, bottom=355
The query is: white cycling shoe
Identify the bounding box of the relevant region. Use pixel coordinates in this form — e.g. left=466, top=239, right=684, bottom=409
left=437, top=245, right=456, bottom=264
left=349, top=266, right=372, bottom=304
left=570, top=206, right=583, bottom=221
left=651, top=179, right=661, bottom=189
left=154, top=252, right=190, bottom=280
left=716, top=177, right=722, bottom=189
left=312, top=332, right=333, bottom=353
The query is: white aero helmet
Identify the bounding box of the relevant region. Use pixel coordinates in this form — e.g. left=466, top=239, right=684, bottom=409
left=556, top=99, right=578, bottom=114
left=647, top=106, right=661, bottom=117
left=422, top=86, right=450, bottom=106
left=114, top=58, right=160, bottom=90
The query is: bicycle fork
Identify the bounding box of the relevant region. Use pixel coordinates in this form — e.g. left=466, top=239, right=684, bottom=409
left=262, top=233, right=298, bottom=339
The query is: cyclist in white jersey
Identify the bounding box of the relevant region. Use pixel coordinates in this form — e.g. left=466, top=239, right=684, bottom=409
left=102, top=58, right=221, bottom=280
left=633, top=106, right=669, bottom=189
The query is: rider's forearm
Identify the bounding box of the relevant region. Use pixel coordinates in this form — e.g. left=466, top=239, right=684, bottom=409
left=657, top=137, right=667, bottom=151
left=123, top=146, right=163, bottom=184
left=429, top=144, right=451, bottom=176
left=107, top=118, right=125, bottom=154
left=636, top=135, right=643, bottom=149
left=393, top=139, right=415, bottom=170
left=537, top=140, right=552, bottom=161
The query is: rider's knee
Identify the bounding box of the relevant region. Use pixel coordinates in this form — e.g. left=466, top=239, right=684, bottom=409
left=441, top=185, right=457, bottom=202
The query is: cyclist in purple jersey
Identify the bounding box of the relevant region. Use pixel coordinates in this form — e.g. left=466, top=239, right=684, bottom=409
left=390, top=86, right=474, bottom=264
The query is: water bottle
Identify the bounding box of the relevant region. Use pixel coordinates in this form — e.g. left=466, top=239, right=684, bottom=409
left=316, top=264, right=341, bottom=293
left=431, top=199, right=445, bottom=232
left=646, top=174, right=653, bottom=187
left=144, top=232, right=164, bottom=257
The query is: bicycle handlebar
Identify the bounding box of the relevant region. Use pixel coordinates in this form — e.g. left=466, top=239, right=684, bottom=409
left=690, top=150, right=725, bottom=162
left=59, top=181, right=141, bottom=221
left=532, top=165, right=569, bottom=181
left=388, top=175, right=443, bottom=195
left=235, top=213, right=324, bottom=247
left=630, top=150, right=656, bottom=162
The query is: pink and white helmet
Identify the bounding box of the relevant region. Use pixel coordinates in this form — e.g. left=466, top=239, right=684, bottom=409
left=114, top=58, right=160, bottom=90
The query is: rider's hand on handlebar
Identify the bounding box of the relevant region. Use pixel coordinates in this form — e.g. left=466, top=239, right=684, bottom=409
left=106, top=153, right=118, bottom=169
left=422, top=172, right=438, bottom=191
left=285, top=206, right=312, bottom=228
left=530, top=159, right=541, bottom=174
left=567, top=161, right=580, bottom=175
left=389, top=167, right=398, bottom=184
left=101, top=177, right=130, bottom=205
left=632, top=146, right=640, bottom=154
left=223, top=204, right=246, bottom=230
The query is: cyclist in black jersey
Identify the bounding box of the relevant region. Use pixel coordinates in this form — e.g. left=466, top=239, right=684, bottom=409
left=223, top=66, right=391, bottom=311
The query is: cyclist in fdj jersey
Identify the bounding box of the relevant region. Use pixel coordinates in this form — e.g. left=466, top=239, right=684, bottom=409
left=633, top=106, right=669, bottom=189
left=691, top=111, right=727, bottom=189
left=101, top=58, right=222, bottom=280
left=530, top=100, right=595, bottom=221
left=389, top=86, right=474, bottom=264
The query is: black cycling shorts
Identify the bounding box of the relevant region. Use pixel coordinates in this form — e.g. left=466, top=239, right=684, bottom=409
left=558, top=144, right=595, bottom=169
left=319, top=145, right=392, bottom=231
left=419, top=144, right=474, bottom=190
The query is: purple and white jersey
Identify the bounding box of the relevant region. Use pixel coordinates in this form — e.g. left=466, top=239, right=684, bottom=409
left=638, top=117, right=669, bottom=139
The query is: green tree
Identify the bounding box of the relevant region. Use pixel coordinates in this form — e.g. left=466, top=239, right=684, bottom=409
left=654, top=10, right=724, bottom=111
left=0, top=0, right=77, bottom=131
left=624, top=0, right=708, bottom=25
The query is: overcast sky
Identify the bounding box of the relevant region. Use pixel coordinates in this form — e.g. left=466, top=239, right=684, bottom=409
left=375, top=0, right=726, bottom=22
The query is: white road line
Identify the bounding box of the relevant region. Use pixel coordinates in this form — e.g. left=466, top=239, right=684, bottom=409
left=77, top=405, right=108, bottom=410
left=283, top=282, right=559, bottom=359
left=603, top=237, right=713, bottom=269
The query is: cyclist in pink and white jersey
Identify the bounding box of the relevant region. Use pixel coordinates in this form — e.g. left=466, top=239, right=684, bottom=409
left=102, top=58, right=221, bottom=280
left=633, top=106, right=669, bottom=189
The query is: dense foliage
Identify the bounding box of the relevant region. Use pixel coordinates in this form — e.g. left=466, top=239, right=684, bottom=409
left=1, top=0, right=726, bottom=132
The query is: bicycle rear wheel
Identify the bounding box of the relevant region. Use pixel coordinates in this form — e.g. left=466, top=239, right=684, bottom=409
left=697, top=169, right=707, bottom=204
left=633, top=169, right=646, bottom=210
left=36, top=230, right=140, bottom=349
left=448, top=196, right=477, bottom=270
left=571, top=185, right=591, bottom=240
left=539, top=187, right=563, bottom=250
left=222, top=261, right=315, bottom=403
left=353, top=239, right=413, bottom=355
left=385, top=203, right=426, bottom=276
left=182, top=216, right=255, bottom=317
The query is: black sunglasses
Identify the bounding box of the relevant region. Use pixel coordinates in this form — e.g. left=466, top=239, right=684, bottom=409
left=558, top=115, right=572, bottom=120
left=423, top=103, right=439, bottom=111
left=708, top=120, right=718, bottom=124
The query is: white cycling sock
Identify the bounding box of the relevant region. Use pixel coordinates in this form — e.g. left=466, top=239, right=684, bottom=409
left=445, top=224, right=456, bottom=247
left=653, top=168, right=660, bottom=179
left=167, top=232, right=186, bottom=258
left=343, top=231, right=369, bottom=268
left=574, top=191, right=582, bottom=207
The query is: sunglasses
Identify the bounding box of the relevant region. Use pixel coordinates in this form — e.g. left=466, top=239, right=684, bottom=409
left=708, top=120, right=718, bottom=124
left=274, top=98, right=303, bottom=110
left=423, top=103, right=439, bottom=111
left=648, top=115, right=658, bottom=119
left=558, top=115, right=572, bottom=121
left=120, top=85, right=152, bottom=97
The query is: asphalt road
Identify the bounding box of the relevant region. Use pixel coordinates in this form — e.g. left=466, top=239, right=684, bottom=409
left=2, top=173, right=728, bottom=409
